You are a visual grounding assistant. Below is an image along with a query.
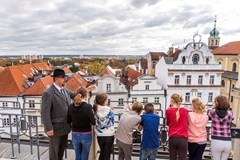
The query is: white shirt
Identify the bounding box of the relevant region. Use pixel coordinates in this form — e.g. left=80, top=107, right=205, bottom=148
left=53, top=83, right=64, bottom=93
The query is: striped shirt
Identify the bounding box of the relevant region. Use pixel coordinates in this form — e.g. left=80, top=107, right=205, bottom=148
left=208, top=109, right=233, bottom=141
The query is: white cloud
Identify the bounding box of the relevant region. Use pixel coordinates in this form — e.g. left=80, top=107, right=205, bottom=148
left=0, top=0, right=239, bottom=55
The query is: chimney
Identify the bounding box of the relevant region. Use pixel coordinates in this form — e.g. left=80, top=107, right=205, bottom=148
left=168, top=47, right=174, bottom=56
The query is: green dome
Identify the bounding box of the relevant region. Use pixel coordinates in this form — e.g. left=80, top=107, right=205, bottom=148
left=209, top=28, right=220, bottom=38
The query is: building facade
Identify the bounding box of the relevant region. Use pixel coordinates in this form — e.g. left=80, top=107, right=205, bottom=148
left=213, top=41, right=240, bottom=124
left=156, top=34, right=223, bottom=111
left=129, top=74, right=165, bottom=115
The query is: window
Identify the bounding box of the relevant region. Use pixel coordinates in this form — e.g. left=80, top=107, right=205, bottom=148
left=132, top=97, right=137, bottom=102
left=186, top=75, right=191, bottom=85
left=143, top=97, right=148, bottom=104
left=174, top=75, right=180, bottom=85
left=154, top=97, right=159, bottom=104
left=106, top=84, right=111, bottom=92
left=3, top=118, right=10, bottom=126
left=13, top=102, right=18, bottom=108
left=232, top=62, right=237, bottom=72
left=118, top=99, right=124, bottom=106
left=29, top=116, right=37, bottom=125
left=221, top=80, right=225, bottom=87
left=197, top=92, right=202, bottom=98
left=145, top=85, right=149, bottom=90
left=192, top=54, right=200, bottom=64
left=29, top=100, right=35, bottom=108
left=208, top=93, right=213, bottom=102
left=185, top=93, right=190, bottom=103
left=108, top=99, right=110, bottom=105
left=152, top=61, right=157, bottom=68
left=2, top=102, right=8, bottom=108
left=198, top=75, right=203, bottom=85
left=231, top=96, right=233, bottom=102
left=210, top=75, right=214, bottom=85
left=232, top=84, right=235, bottom=89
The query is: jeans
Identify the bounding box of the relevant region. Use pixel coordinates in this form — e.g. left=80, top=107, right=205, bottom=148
left=188, top=142, right=207, bottom=160
left=97, top=136, right=114, bottom=160
left=72, top=132, right=92, bottom=160
left=140, top=148, right=158, bottom=160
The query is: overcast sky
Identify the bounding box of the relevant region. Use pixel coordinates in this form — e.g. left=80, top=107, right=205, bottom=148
left=0, top=0, right=240, bottom=55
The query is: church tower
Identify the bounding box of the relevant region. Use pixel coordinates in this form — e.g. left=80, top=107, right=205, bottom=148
left=208, top=15, right=220, bottom=50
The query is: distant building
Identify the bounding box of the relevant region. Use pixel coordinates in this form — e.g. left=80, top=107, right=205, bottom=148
left=213, top=41, right=240, bottom=124
left=147, top=52, right=167, bottom=76
left=156, top=34, right=223, bottom=111
left=0, top=62, right=51, bottom=136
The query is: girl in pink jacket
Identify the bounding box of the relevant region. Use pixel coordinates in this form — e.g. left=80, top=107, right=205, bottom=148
left=188, top=97, right=208, bottom=160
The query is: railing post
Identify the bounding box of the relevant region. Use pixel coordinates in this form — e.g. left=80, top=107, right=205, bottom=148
left=9, top=115, right=16, bottom=159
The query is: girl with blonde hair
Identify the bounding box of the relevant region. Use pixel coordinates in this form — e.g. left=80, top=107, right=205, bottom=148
left=166, top=93, right=188, bottom=160
left=188, top=97, right=208, bottom=160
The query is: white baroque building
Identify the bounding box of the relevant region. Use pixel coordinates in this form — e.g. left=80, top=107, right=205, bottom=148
left=155, top=34, right=223, bottom=110
left=129, top=74, right=166, bottom=116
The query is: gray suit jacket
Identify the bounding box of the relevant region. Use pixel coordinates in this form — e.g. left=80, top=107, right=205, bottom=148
left=41, top=84, right=75, bottom=136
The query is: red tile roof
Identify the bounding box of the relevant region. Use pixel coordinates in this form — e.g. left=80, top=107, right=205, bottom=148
left=18, top=64, right=37, bottom=78
left=32, top=62, right=52, bottom=71
left=23, top=76, right=53, bottom=96
left=149, top=52, right=167, bottom=60
left=17, top=62, right=52, bottom=78
left=0, top=67, right=5, bottom=74
left=170, top=50, right=182, bottom=62
left=124, top=67, right=143, bottom=89
left=66, top=73, right=88, bottom=92
left=63, top=66, right=72, bottom=74
left=213, top=41, right=240, bottom=55
left=98, top=66, right=115, bottom=77
left=0, top=66, right=28, bottom=96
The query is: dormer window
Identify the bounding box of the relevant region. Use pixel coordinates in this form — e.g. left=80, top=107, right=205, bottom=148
left=192, top=54, right=199, bottom=64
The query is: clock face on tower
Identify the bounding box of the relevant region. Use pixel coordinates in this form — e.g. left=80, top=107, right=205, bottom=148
left=192, top=54, right=199, bottom=64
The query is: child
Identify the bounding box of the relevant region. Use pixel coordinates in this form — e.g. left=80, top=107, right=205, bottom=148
left=67, top=86, right=96, bottom=160
left=166, top=93, right=188, bottom=160
left=115, top=102, right=143, bottom=160
left=188, top=97, right=208, bottom=160
left=138, top=103, right=160, bottom=160
left=93, top=93, right=115, bottom=160
left=208, top=95, right=233, bottom=160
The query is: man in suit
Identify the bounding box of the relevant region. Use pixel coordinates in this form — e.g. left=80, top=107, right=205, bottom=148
left=41, top=68, right=75, bottom=160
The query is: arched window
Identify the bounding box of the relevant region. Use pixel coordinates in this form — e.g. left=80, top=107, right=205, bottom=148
left=232, top=62, right=237, bottom=72
left=206, top=57, right=209, bottom=64
left=221, top=80, right=225, bottom=87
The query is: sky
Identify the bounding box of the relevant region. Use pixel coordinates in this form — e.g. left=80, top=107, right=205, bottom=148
left=0, top=0, right=240, bottom=55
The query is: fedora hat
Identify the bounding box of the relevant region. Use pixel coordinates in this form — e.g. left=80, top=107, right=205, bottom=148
left=51, top=68, right=66, bottom=77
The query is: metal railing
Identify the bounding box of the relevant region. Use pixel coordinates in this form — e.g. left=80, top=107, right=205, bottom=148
left=0, top=100, right=239, bottom=160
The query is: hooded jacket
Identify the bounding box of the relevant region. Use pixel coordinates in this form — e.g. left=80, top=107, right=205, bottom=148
left=95, top=105, right=115, bottom=136
left=188, top=112, right=208, bottom=142
left=208, top=109, right=233, bottom=140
